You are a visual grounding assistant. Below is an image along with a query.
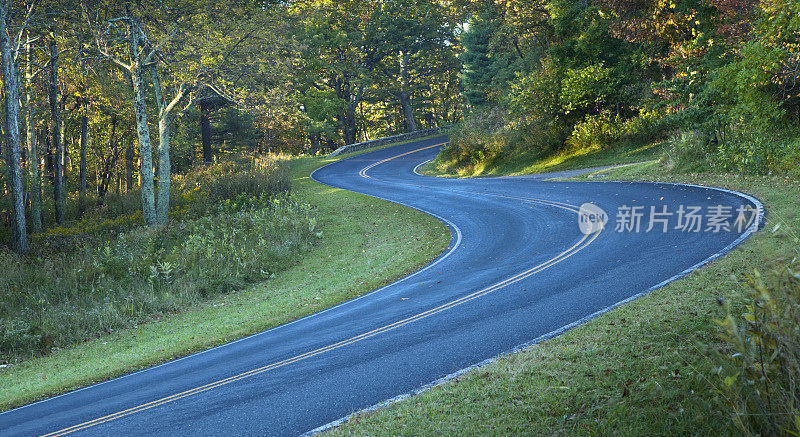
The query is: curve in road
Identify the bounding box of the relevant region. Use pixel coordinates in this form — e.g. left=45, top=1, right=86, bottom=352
left=0, top=136, right=762, bottom=436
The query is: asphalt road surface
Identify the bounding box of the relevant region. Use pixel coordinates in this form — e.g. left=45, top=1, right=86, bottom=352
left=1, top=136, right=762, bottom=436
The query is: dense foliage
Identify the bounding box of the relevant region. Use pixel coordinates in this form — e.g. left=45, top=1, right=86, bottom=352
left=0, top=0, right=463, bottom=253
left=443, top=0, right=799, bottom=177
left=3, top=0, right=794, bottom=250
left=717, top=266, right=800, bottom=436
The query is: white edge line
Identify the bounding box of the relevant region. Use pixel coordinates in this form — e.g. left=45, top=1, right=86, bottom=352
left=302, top=181, right=765, bottom=436
left=413, top=159, right=433, bottom=176
left=0, top=145, right=461, bottom=417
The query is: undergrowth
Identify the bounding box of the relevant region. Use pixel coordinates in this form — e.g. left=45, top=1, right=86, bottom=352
left=716, top=262, right=800, bottom=435
left=0, top=157, right=319, bottom=360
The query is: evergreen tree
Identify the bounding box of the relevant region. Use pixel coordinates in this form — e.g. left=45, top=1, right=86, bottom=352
left=460, top=7, right=499, bottom=108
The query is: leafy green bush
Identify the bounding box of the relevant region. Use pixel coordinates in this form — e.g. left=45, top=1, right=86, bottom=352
left=779, top=137, right=800, bottom=179
left=565, top=110, right=620, bottom=151
left=173, top=157, right=290, bottom=218
left=438, top=107, right=512, bottom=175
left=619, top=108, right=675, bottom=146
left=660, top=131, right=715, bottom=173
left=661, top=126, right=800, bottom=176
left=560, top=63, right=616, bottom=115
left=715, top=266, right=800, bottom=436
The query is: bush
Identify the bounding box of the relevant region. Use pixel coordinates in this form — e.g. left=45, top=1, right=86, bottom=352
left=173, top=156, right=290, bottom=218
left=565, top=110, right=620, bottom=151
left=661, top=125, right=800, bottom=176
left=660, top=131, right=715, bottom=173
left=779, top=137, right=800, bottom=179
left=715, top=266, right=800, bottom=436
left=438, top=107, right=512, bottom=175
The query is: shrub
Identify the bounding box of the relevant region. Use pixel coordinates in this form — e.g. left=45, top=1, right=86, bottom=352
left=663, top=126, right=799, bottom=176
left=439, top=107, right=511, bottom=174
left=173, top=156, right=290, bottom=218
left=779, top=137, right=800, bottom=179
left=715, top=266, right=800, bottom=436
left=660, top=131, right=715, bottom=173
left=565, top=110, right=620, bottom=151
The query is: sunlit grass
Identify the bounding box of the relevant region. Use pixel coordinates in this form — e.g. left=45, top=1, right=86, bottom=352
left=421, top=140, right=665, bottom=178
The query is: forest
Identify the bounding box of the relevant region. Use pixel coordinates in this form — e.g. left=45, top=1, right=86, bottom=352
left=1, top=0, right=798, bottom=250
left=445, top=0, right=800, bottom=179
left=0, top=0, right=798, bottom=434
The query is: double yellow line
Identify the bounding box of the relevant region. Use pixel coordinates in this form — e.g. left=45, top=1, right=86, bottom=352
left=43, top=145, right=600, bottom=437
left=358, top=143, right=445, bottom=179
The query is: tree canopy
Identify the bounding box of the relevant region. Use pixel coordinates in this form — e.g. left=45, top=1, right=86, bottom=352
left=1, top=0, right=797, bottom=252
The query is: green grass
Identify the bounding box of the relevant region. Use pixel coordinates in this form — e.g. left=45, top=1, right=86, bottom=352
left=420, top=139, right=666, bottom=178
left=326, top=162, right=800, bottom=435
left=0, top=153, right=451, bottom=411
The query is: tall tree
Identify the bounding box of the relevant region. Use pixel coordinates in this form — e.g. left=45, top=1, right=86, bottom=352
left=373, top=0, right=456, bottom=132
left=76, top=49, right=88, bottom=216
left=48, top=32, right=64, bottom=224
left=84, top=4, right=193, bottom=226
left=77, top=92, right=88, bottom=215
left=0, top=0, right=31, bottom=253
left=461, top=7, right=500, bottom=108
left=24, top=31, right=42, bottom=232
left=148, top=63, right=191, bottom=224
left=293, top=0, right=387, bottom=145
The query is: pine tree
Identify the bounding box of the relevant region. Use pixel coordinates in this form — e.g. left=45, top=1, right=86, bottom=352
left=460, top=8, right=500, bottom=108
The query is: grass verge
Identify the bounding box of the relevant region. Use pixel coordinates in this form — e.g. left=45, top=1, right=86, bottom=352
left=326, top=162, right=799, bottom=435
left=419, top=139, right=665, bottom=177
left=0, top=152, right=450, bottom=411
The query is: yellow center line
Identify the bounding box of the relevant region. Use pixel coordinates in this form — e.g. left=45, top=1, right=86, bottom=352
left=43, top=144, right=601, bottom=437
left=358, top=143, right=445, bottom=179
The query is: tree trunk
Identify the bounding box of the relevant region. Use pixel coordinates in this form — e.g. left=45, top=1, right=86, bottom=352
left=125, top=137, right=134, bottom=193
left=149, top=64, right=183, bottom=225
left=156, top=116, right=171, bottom=224
left=25, top=35, right=41, bottom=233
left=0, top=2, right=28, bottom=252
left=43, top=125, right=53, bottom=186
left=398, top=92, right=416, bottom=132
left=342, top=105, right=358, bottom=145
left=78, top=100, right=88, bottom=216
left=98, top=115, right=117, bottom=200
left=129, top=21, right=157, bottom=227
left=334, top=79, right=363, bottom=145
left=398, top=51, right=417, bottom=132
left=61, top=117, right=67, bottom=186
left=48, top=36, right=64, bottom=225
left=200, top=99, right=213, bottom=164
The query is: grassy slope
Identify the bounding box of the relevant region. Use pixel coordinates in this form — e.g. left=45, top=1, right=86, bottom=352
left=420, top=139, right=666, bottom=177
left=0, top=150, right=450, bottom=411
left=328, top=160, right=799, bottom=435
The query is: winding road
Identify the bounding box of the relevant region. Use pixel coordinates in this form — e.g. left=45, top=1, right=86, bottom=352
left=0, top=136, right=762, bottom=436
